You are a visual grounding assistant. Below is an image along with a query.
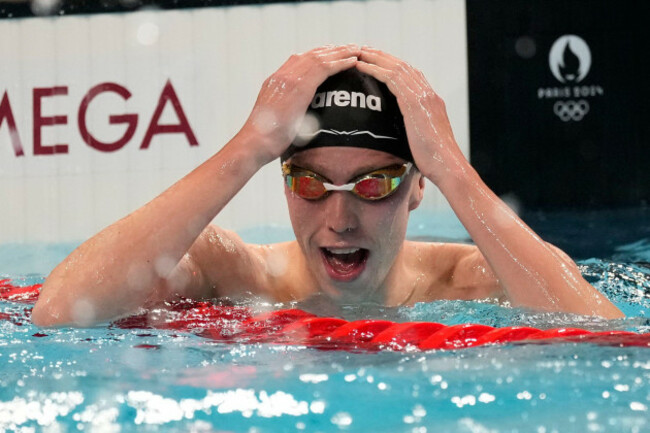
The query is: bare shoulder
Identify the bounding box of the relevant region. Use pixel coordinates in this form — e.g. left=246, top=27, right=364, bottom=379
left=189, top=227, right=308, bottom=301
left=402, top=240, right=503, bottom=302
left=249, top=240, right=316, bottom=301
left=187, top=225, right=269, bottom=298
left=402, top=240, right=479, bottom=272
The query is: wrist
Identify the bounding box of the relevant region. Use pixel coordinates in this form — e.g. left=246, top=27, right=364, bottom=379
left=230, top=126, right=279, bottom=168
left=419, top=150, right=475, bottom=187
left=429, top=161, right=480, bottom=196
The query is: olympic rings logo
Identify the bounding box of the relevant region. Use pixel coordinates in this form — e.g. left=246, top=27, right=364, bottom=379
left=553, top=99, right=590, bottom=122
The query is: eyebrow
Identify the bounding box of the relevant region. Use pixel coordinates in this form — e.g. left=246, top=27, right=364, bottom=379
left=293, top=162, right=402, bottom=181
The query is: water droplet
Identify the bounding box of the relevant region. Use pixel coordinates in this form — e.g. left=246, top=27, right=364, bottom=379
left=265, top=250, right=288, bottom=277
left=31, top=0, right=60, bottom=15
left=71, top=298, right=96, bottom=326
left=154, top=255, right=176, bottom=278
left=310, top=400, right=325, bottom=414
left=137, top=22, right=159, bottom=46
left=294, top=113, right=320, bottom=146
left=515, top=36, right=536, bottom=59
left=331, top=411, right=353, bottom=427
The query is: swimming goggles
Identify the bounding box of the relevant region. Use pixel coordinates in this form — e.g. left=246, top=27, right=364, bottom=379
left=282, top=162, right=413, bottom=201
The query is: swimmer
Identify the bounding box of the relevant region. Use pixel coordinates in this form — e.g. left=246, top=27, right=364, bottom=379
left=32, top=44, right=624, bottom=326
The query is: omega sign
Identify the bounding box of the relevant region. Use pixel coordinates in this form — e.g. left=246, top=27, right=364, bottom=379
left=537, top=35, right=604, bottom=122
left=0, top=80, right=198, bottom=157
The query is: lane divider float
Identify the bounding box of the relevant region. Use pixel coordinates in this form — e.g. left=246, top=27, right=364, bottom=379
left=2, top=279, right=648, bottom=351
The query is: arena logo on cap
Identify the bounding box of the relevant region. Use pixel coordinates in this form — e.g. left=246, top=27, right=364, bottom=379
left=536, top=34, right=604, bottom=122
left=310, top=90, right=382, bottom=112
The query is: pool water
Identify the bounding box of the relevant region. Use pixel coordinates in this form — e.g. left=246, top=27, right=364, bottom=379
left=1, top=210, right=649, bottom=433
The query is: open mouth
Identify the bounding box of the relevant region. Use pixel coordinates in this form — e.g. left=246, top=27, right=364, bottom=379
left=320, top=247, right=369, bottom=281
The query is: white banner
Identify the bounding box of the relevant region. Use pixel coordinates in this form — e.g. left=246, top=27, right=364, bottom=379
left=0, top=0, right=468, bottom=243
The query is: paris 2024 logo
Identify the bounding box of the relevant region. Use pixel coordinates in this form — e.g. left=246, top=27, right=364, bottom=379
left=538, top=35, right=604, bottom=122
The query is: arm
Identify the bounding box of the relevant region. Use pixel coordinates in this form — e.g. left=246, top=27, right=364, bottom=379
left=32, top=134, right=265, bottom=326
left=357, top=48, right=623, bottom=319
left=32, top=44, right=361, bottom=327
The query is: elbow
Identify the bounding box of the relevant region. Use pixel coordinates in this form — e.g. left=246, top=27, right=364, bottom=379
left=32, top=299, right=81, bottom=327
left=31, top=300, right=57, bottom=327
left=31, top=280, right=70, bottom=327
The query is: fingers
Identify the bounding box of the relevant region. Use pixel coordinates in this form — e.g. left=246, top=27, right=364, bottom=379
left=360, top=46, right=426, bottom=94
left=326, top=56, right=359, bottom=75
left=356, top=60, right=423, bottom=103
left=278, top=44, right=358, bottom=69
left=358, top=46, right=403, bottom=70
left=304, top=43, right=361, bottom=61
left=354, top=60, right=392, bottom=86
left=359, top=47, right=433, bottom=98
left=276, top=44, right=360, bottom=83
left=299, top=44, right=361, bottom=83
left=360, top=47, right=424, bottom=82
left=310, top=44, right=360, bottom=73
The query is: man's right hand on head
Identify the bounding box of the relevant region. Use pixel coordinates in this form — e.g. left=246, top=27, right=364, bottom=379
left=239, top=44, right=361, bottom=165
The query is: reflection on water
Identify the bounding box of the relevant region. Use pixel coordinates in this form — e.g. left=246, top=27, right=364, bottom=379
left=1, top=256, right=649, bottom=432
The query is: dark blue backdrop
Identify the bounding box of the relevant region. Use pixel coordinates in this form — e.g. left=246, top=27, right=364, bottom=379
left=467, top=0, right=650, bottom=210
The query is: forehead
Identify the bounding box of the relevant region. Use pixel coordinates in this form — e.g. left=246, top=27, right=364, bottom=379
left=289, top=147, right=405, bottom=178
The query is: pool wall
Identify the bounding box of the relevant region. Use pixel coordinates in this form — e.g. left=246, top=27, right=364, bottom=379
left=0, top=0, right=469, bottom=245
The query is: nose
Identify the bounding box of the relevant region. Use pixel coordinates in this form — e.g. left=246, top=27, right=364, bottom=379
left=325, top=192, right=360, bottom=234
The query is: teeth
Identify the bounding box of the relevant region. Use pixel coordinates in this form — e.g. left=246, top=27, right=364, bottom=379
left=326, top=248, right=360, bottom=255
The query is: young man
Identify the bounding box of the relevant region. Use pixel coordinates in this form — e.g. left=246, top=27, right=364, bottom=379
left=32, top=45, right=623, bottom=327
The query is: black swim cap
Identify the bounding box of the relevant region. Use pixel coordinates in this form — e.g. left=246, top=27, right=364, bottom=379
left=281, top=68, right=412, bottom=162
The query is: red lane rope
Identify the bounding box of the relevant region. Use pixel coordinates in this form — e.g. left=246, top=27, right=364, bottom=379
left=2, top=280, right=649, bottom=351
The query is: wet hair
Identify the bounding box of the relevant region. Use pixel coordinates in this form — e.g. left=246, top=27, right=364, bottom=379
left=281, top=68, right=413, bottom=163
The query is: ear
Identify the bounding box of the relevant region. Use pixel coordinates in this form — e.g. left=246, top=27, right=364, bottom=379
left=408, top=173, right=425, bottom=211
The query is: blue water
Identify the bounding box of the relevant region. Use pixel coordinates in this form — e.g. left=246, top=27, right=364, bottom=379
left=1, top=210, right=650, bottom=432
